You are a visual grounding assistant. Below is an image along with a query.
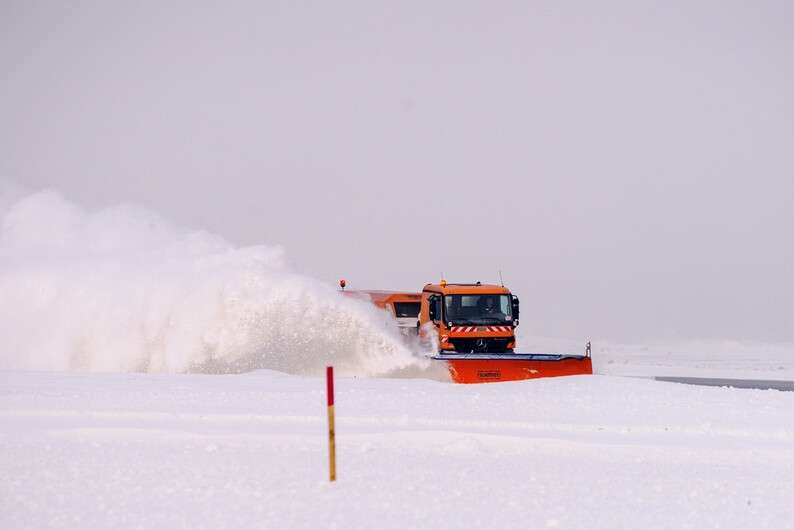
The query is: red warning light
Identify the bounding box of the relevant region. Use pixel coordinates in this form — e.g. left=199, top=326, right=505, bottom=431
left=339, top=279, right=346, bottom=290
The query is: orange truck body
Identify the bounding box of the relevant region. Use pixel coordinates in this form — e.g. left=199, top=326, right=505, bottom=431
left=341, top=280, right=592, bottom=384
left=341, top=289, right=421, bottom=336
left=419, top=281, right=591, bottom=383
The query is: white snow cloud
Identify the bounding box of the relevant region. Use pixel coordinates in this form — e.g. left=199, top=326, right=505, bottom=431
left=0, top=190, right=426, bottom=376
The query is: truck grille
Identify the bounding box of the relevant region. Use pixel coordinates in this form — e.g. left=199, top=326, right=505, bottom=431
left=449, top=337, right=513, bottom=353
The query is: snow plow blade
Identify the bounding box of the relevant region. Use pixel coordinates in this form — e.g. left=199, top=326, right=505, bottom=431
left=432, top=353, right=593, bottom=384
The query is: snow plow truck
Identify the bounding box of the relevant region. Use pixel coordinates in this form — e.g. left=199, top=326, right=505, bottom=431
left=341, top=279, right=592, bottom=384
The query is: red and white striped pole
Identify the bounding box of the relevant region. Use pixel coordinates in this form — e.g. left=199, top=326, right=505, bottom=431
left=326, top=366, right=336, bottom=482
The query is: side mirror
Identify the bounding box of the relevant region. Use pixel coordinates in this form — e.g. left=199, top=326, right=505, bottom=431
left=428, top=298, right=438, bottom=321
left=511, top=295, right=520, bottom=322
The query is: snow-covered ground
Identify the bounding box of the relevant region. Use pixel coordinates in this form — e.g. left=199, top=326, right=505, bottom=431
left=595, top=340, right=794, bottom=380
left=3, top=191, right=793, bottom=528
left=521, top=334, right=794, bottom=380
left=2, top=369, right=793, bottom=529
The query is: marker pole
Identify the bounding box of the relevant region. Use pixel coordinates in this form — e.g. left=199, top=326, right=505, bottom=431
left=326, top=366, right=336, bottom=481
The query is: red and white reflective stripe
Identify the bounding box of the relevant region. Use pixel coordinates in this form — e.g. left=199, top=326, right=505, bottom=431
left=449, top=326, right=512, bottom=333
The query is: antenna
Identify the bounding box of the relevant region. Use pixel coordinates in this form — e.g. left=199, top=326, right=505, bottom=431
left=498, top=270, right=504, bottom=287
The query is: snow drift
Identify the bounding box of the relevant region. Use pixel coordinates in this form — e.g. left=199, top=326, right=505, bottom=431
left=0, top=190, right=426, bottom=376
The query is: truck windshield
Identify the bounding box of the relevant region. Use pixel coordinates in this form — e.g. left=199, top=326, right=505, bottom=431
left=444, top=294, right=512, bottom=325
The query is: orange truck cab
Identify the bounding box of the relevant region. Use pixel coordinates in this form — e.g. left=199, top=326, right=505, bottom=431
left=419, top=281, right=519, bottom=353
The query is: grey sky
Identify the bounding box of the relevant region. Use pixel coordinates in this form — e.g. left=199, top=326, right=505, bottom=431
left=2, top=1, right=793, bottom=342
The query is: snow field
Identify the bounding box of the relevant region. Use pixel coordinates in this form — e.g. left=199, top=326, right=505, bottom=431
left=519, top=333, right=794, bottom=380
left=2, top=191, right=793, bottom=529
left=2, top=370, right=793, bottom=529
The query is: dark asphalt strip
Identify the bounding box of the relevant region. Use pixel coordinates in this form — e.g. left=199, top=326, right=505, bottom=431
left=654, top=376, right=794, bottom=392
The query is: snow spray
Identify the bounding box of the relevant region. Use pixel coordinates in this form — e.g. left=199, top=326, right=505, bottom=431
left=0, top=190, right=430, bottom=377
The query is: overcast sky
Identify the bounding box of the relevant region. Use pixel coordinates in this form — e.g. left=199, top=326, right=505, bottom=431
left=2, top=0, right=792, bottom=343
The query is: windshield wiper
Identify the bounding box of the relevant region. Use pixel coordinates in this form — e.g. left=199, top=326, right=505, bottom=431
left=449, top=317, right=510, bottom=325
left=477, top=317, right=510, bottom=324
